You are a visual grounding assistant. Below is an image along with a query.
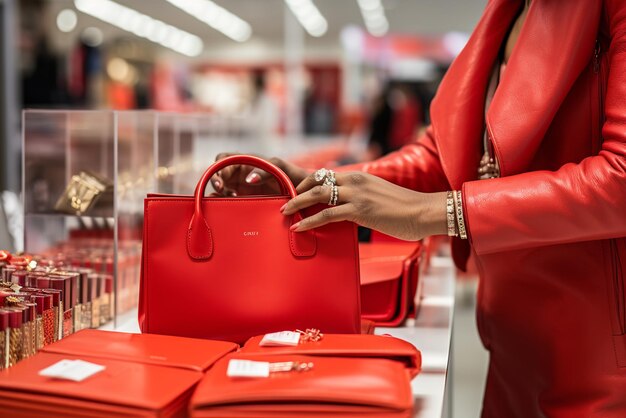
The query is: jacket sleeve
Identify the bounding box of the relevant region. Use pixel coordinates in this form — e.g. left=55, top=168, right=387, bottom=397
left=462, top=0, right=626, bottom=255
left=340, top=126, right=450, bottom=193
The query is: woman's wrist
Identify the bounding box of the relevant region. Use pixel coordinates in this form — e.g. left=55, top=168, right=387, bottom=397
left=415, top=191, right=449, bottom=238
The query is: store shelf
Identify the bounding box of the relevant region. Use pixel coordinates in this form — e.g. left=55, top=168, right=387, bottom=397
left=104, top=255, right=455, bottom=418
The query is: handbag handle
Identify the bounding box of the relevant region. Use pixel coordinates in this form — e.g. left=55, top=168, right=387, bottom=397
left=187, top=155, right=316, bottom=260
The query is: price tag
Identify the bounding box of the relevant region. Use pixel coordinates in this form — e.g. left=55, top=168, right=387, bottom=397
left=227, top=359, right=270, bottom=378
left=259, top=331, right=301, bottom=347
left=39, top=359, right=105, bottom=382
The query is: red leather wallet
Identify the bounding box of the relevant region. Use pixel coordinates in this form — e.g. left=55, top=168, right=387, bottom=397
left=190, top=353, right=414, bottom=418
left=0, top=352, right=202, bottom=418
left=41, top=329, right=238, bottom=372
left=240, top=333, right=421, bottom=378
left=359, top=242, right=422, bottom=326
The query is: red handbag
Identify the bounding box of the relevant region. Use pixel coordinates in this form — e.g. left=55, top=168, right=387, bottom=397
left=359, top=241, right=422, bottom=326
left=139, top=155, right=361, bottom=344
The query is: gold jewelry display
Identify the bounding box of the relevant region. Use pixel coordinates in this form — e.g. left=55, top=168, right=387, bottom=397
left=55, top=171, right=112, bottom=215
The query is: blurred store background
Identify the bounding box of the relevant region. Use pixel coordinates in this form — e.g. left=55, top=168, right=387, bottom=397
left=1, top=1, right=488, bottom=416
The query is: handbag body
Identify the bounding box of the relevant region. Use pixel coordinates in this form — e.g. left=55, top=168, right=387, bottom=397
left=359, top=241, right=422, bottom=326
left=139, top=155, right=361, bottom=344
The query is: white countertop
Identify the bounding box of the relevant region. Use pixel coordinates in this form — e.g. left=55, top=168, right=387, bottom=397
left=106, top=255, right=455, bottom=418
left=378, top=255, right=455, bottom=418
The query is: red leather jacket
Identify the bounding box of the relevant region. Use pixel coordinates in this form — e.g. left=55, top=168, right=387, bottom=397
left=350, top=0, right=626, bottom=416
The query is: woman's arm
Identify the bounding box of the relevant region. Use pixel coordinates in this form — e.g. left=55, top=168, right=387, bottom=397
left=463, top=0, right=626, bottom=255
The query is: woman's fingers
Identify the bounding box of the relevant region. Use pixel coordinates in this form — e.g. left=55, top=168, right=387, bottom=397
left=282, top=185, right=349, bottom=215
left=291, top=204, right=355, bottom=232
left=295, top=171, right=325, bottom=194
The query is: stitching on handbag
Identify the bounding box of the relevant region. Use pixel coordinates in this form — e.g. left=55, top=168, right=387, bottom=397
left=144, top=200, right=150, bottom=332
left=146, top=198, right=287, bottom=203
left=289, top=227, right=303, bottom=257
left=350, top=224, right=362, bottom=332
left=187, top=216, right=213, bottom=260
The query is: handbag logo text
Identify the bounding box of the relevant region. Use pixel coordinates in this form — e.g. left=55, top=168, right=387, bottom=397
left=243, top=232, right=259, bottom=236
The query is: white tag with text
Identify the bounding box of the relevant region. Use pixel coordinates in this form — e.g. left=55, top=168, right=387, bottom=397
left=227, top=359, right=270, bottom=378
left=39, top=359, right=105, bottom=382
left=259, top=331, right=301, bottom=347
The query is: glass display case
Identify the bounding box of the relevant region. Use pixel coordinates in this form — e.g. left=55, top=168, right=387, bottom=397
left=22, top=110, right=160, bottom=326
left=20, top=109, right=264, bottom=328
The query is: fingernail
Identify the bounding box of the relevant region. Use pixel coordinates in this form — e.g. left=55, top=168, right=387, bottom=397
left=290, top=222, right=300, bottom=231
left=246, top=173, right=261, bottom=184
left=213, top=179, right=221, bottom=189
left=280, top=203, right=287, bottom=213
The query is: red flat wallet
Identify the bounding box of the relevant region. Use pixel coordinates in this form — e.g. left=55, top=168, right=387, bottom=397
left=190, top=353, right=414, bottom=418
left=0, top=352, right=202, bottom=418
left=41, top=329, right=238, bottom=372
left=240, top=333, right=421, bottom=378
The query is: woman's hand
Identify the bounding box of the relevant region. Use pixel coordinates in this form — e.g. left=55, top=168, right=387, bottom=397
left=281, top=171, right=448, bottom=241
left=211, top=153, right=310, bottom=196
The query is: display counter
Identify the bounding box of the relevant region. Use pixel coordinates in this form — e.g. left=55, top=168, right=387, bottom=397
left=107, top=254, right=456, bottom=418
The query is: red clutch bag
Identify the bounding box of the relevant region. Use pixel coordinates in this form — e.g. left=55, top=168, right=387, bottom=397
left=139, top=155, right=361, bottom=344
left=0, top=352, right=202, bottom=418
left=190, top=353, right=414, bottom=418
left=41, top=329, right=238, bottom=371
left=240, top=333, right=421, bottom=378
left=359, top=241, right=422, bottom=326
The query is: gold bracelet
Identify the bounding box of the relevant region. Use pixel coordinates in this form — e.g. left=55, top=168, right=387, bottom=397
left=446, top=191, right=458, bottom=237
left=454, top=190, right=468, bottom=240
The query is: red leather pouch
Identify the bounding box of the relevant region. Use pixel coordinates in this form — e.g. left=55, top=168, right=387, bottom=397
left=240, top=333, right=421, bottom=378
left=41, top=329, right=238, bottom=372
left=190, top=353, right=414, bottom=418
left=359, top=241, right=422, bottom=326
left=140, top=155, right=361, bottom=344
left=0, top=352, right=202, bottom=418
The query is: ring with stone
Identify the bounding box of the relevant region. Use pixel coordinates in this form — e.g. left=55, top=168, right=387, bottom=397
left=323, top=170, right=336, bottom=187
left=314, top=168, right=329, bottom=183
left=314, top=168, right=336, bottom=186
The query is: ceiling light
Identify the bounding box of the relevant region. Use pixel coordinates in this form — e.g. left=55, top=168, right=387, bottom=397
left=285, top=0, right=328, bottom=38
left=164, top=0, right=252, bottom=42
left=74, top=0, right=204, bottom=57
left=356, top=0, right=389, bottom=37
left=57, top=9, right=78, bottom=33
left=81, top=27, right=104, bottom=47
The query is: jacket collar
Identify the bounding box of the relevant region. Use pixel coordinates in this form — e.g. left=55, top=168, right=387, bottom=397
left=430, top=0, right=601, bottom=188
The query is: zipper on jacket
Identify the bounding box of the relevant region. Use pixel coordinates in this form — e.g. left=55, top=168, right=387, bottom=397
left=592, top=39, right=606, bottom=154
left=610, top=239, right=626, bottom=335
left=593, top=39, right=601, bottom=73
